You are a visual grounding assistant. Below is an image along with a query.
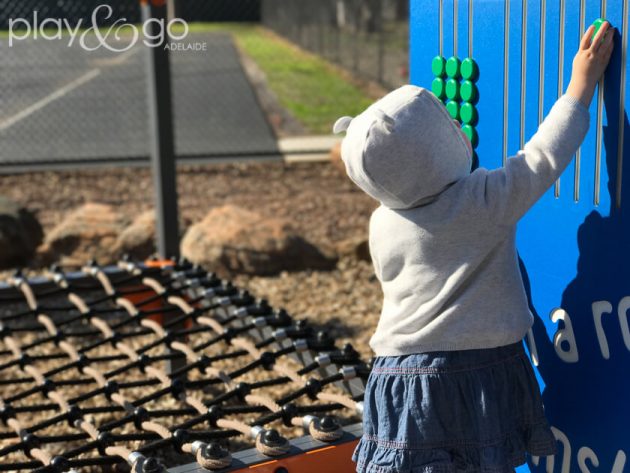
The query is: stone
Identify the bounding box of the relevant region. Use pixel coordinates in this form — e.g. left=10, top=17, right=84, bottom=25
left=37, top=203, right=126, bottom=266
left=0, top=196, right=43, bottom=269
left=181, top=205, right=337, bottom=276
left=113, top=210, right=156, bottom=261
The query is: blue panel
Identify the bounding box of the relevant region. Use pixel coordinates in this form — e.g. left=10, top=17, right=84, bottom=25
left=523, top=0, right=542, bottom=181
left=409, top=0, right=439, bottom=89
left=443, top=0, right=455, bottom=57
left=410, top=0, right=630, bottom=471
left=472, top=0, right=505, bottom=170
left=507, top=0, right=524, bottom=158
left=457, top=0, right=470, bottom=57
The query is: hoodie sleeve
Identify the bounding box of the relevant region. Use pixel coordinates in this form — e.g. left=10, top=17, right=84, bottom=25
left=468, top=94, right=590, bottom=227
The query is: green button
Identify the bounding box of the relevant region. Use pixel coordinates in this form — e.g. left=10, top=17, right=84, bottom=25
left=445, top=79, right=460, bottom=100
left=446, top=100, right=460, bottom=120
left=432, top=78, right=446, bottom=99
left=592, top=18, right=610, bottom=42
left=460, top=102, right=478, bottom=125
left=462, top=125, right=478, bottom=148
left=460, top=80, right=478, bottom=102
left=460, top=58, right=479, bottom=81
left=432, top=56, right=446, bottom=77
left=445, top=56, right=461, bottom=79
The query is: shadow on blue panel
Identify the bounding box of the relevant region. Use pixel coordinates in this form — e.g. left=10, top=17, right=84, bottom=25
left=521, top=30, right=629, bottom=472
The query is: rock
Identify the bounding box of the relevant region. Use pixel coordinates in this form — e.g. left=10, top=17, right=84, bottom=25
left=113, top=210, right=156, bottom=261
left=37, top=203, right=126, bottom=266
left=330, top=142, right=346, bottom=174
left=0, top=196, right=43, bottom=269
left=335, top=237, right=371, bottom=262
left=181, top=204, right=337, bottom=276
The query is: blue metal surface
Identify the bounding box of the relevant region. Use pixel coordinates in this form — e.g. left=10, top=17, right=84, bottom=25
left=411, top=1, right=629, bottom=471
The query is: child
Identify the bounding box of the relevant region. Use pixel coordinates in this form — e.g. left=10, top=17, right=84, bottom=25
left=333, top=22, right=614, bottom=473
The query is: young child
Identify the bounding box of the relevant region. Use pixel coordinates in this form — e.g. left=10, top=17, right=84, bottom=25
left=333, top=22, right=614, bottom=473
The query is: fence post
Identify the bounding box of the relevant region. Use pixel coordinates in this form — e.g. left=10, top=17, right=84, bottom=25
left=334, top=0, right=341, bottom=63
left=377, top=0, right=385, bottom=85
left=142, top=0, right=179, bottom=261
left=141, top=0, right=186, bottom=376
left=352, top=0, right=360, bottom=73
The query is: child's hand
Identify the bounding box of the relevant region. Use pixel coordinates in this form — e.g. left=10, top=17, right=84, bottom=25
left=566, top=21, right=615, bottom=108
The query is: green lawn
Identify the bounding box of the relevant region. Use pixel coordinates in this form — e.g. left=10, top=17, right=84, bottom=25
left=182, top=23, right=376, bottom=135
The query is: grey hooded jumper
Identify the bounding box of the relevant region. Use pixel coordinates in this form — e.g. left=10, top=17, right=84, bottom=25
left=338, top=85, right=590, bottom=356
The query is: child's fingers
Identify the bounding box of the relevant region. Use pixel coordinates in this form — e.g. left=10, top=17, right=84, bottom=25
left=579, top=25, right=595, bottom=50
left=598, top=30, right=615, bottom=56
left=590, top=22, right=610, bottom=52
left=602, top=38, right=615, bottom=59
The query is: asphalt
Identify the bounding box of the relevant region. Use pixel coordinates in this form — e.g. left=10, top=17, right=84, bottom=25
left=0, top=32, right=280, bottom=169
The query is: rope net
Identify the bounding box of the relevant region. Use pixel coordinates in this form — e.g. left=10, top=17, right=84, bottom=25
left=0, top=259, right=370, bottom=472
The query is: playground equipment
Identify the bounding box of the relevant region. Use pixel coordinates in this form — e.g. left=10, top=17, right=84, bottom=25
left=411, top=1, right=629, bottom=472
left=0, top=260, right=367, bottom=471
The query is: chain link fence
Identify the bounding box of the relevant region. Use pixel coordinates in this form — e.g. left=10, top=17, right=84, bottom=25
left=1, top=0, right=398, bottom=170
left=261, top=0, right=409, bottom=90
left=0, top=0, right=274, bottom=170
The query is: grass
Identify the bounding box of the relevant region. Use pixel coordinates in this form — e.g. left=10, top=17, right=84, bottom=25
left=180, top=22, right=376, bottom=135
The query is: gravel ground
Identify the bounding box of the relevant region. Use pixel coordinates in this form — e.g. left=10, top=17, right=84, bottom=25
left=0, top=160, right=383, bottom=363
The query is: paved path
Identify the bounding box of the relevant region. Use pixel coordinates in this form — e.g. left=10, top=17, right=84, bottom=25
left=0, top=32, right=279, bottom=169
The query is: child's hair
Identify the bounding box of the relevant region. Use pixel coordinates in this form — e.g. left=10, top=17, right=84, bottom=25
left=333, top=85, right=471, bottom=210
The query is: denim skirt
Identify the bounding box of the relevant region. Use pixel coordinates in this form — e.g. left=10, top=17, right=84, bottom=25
left=352, top=340, right=557, bottom=473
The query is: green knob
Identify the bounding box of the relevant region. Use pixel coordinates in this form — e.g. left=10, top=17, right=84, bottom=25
left=462, top=125, right=478, bottom=148
left=460, top=80, right=478, bottom=102
left=460, top=102, right=478, bottom=125
left=432, top=55, right=447, bottom=77
left=445, top=79, right=460, bottom=100
left=591, top=18, right=610, bottom=42
left=461, top=58, right=479, bottom=81
left=446, top=100, right=460, bottom=120
left=432, top=78, right=446, bottom=99
left=445, top=56, right=461, bottom=79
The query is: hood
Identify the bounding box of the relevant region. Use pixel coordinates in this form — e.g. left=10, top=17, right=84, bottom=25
left=334, top=85, right=472, bottom=210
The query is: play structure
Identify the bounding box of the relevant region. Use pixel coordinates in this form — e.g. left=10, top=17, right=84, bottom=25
left=0, top=260, right=368, bottom=471
left=411, top=0, right=629, bottom=472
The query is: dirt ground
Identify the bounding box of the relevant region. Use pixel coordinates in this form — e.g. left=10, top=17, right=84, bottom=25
left=0, top=160, right=383, bottom=365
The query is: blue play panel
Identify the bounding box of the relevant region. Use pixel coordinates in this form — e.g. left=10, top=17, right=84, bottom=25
left=410, top=1, right=629, bottom=472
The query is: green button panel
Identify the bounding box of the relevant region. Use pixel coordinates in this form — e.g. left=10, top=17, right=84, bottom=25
left=431, top=55, right=480, bottom=152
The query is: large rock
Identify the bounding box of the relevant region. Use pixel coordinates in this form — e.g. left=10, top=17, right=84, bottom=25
left=37, top=203, right=126, bottom=266
left=0, top=196, right=43, bottom=269
left=181, top=204, right=337, bottom=276
left=113, top=210, right=156, bottom=261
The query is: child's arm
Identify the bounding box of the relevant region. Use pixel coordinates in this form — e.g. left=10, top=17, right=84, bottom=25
left=472, top=21, right=614, bottom=226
